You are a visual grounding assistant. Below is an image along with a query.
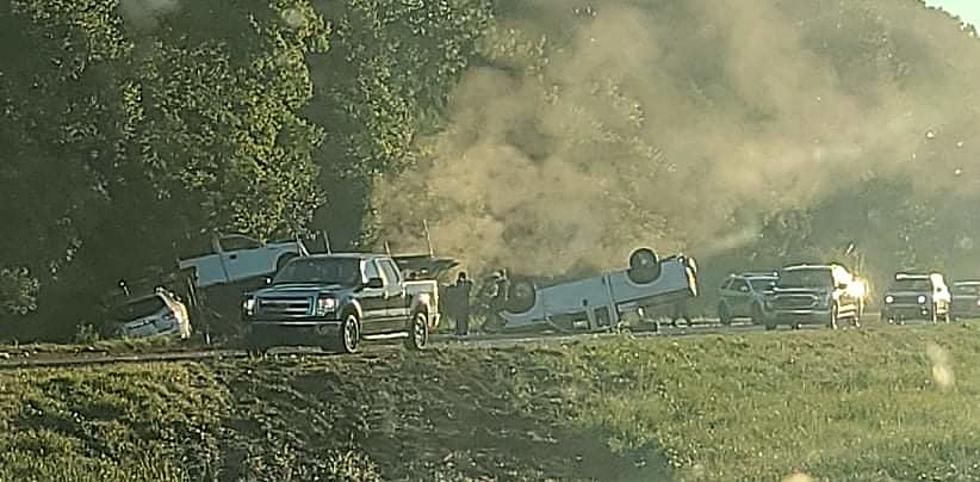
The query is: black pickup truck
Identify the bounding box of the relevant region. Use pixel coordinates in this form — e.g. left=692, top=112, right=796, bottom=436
left=240, top=253, right=439, bottom=354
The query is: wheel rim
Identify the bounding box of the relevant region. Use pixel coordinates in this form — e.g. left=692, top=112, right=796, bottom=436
left=413, top=314, right=428, bottom=346
left=344, top=317, right=357, bottom=351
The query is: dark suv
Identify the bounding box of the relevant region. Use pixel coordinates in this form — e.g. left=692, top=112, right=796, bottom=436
left=241, top=254, right=437, bottom=354
left=881, top=272, right=951, bottom=323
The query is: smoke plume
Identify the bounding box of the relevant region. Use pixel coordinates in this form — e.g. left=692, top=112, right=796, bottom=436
left=374, top=0, right=980, bottom=276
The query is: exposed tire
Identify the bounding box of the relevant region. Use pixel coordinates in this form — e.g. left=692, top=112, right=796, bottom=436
left=505, top=278, right=537, bottom=314
left=718, top=302, right=732, bottom=326
left=405, top=311, right=429, bottom=351
left=627, top=248, right=661, bottom=284
left=337, top=313, right=360, bottom=354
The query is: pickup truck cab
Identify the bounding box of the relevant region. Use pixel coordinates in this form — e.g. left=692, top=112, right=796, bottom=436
left=882, top=272, right=951, bottom=323
left=241, top=253, right=438, bottom=354
left=178, top=234, right=308, bottom=289
left=769, top=264, right=865, bottom=330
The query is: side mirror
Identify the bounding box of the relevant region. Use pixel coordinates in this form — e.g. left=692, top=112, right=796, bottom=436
left=366, top=277, right=384, bottom=289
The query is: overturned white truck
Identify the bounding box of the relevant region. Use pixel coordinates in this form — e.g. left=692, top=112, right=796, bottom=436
left=488, top=248, right=699, bottom=333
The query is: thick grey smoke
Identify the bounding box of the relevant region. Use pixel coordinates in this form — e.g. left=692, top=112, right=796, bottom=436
left=374, top=0, right=980, bottom=275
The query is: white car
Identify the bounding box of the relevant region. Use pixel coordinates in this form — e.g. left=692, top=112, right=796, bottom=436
left=489, top=248, right=699, bottom=333
left=178, top=233, right=309, bottom=289
left=109, top=288, right=192, bottom=339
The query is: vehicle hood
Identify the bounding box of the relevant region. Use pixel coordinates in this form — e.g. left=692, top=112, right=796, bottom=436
left=252, top=283, right=353, bottom=297
left=772, top=287, right=830, bottom=296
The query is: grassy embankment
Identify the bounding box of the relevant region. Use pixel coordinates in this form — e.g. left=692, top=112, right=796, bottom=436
left=0, top=324, right=978, bottom=481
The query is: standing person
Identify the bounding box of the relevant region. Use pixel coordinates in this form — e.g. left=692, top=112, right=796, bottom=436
left=454, top=272, right=473, bottom=336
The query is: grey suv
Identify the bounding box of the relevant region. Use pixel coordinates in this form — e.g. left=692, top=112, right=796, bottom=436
left=717, top=272, right=777, bottom=326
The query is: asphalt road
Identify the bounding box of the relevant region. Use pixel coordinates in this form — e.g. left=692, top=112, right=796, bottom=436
left=0, top=312, right=924, bottom=370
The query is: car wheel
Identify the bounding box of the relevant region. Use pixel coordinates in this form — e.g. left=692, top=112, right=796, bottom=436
left=338, top=313, right=360, bottom=354
left=718, top=302, right=732, bottom=326
left=828, top=304, right=839, bottom=330
left=764, top=322, right=777, bottom=331
left=405, top=311, right=429, bottom=351
left=505, top=278, right=537, bottom=314
left=791, top=323, right=802, bottom=330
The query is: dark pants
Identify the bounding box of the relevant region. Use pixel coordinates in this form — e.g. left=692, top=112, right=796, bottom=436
left=456, top=309, right=470, bottom=335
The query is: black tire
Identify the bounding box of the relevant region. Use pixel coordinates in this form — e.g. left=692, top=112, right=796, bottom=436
left=505, top=278, right=537, bottom=314
left=405, top=311, right=429, bottom=351
left=828, top=304, right=839, bottom=330
left=718, top=302, right=732, bottom=326
left=337, top=313, right=360, bottom=354
left=627, top=248, right=661, bottom=284
left=764, top=322, right=777, bottom=331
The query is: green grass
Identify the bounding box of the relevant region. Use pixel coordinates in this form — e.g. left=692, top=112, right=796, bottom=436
left=0, top=324, right=979, bottom=480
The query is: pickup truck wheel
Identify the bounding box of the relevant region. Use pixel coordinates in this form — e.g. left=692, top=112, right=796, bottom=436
left=405, top=311, right=429, bottom=351
left=338, top=314, right=360, bottom=354
left=627, top=248, right=661, bottom=284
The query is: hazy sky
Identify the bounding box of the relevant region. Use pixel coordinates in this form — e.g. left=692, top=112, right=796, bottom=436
left=927, top=0, right=980, bottom=27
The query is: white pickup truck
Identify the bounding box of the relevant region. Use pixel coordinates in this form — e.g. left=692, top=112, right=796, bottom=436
left=488, top=248, right=699, bottom=333
left=177, top=234, right=309, bottom=289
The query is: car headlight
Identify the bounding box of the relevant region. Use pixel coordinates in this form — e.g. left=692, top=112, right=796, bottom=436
left=917, top=295, right=927, bottom=304
left=316, top=296, right=338, bottom=316
left=242, top=297, right=256, bottom=316
left=884, top=295, right=894, bottom=304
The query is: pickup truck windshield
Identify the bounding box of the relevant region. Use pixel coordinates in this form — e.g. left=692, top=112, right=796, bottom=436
left=890, top=279, right=932, bottom=291
left=274, top=258, right=361, bottom=285
left=777, top=269, right=831, bottom=288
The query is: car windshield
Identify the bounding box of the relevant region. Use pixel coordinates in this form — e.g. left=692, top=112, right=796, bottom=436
left=890, top=279, right=932, bottom=292
left=273, top=258, right=361, bottom=285
left=111, top=296, right=166, bottom=321
left=777, top=269, right=831, bottom=288
left=954, top=284, right=980, bottom=295
left=748, top=278, right=775, bottom=291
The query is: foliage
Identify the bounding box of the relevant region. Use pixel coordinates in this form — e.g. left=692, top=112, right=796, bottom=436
left=0, top=267, right=39, bottom=316
left=0, top=0, right=328, bottom=337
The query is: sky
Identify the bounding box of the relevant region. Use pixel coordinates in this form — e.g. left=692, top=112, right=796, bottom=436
left=927, top=0, right=980, bottom=27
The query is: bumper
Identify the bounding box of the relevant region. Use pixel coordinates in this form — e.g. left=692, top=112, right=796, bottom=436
left=770, top=308, right=832, bottom=324
left=882, top=305, right=931, bottom=320
left=247, top=321, right=341, bottom=346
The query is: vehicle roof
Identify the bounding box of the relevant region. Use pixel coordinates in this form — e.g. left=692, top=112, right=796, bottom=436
left=735, top=272, right=778, bottom=279
left=780, top=264, right=835, bottom=271
left=297, top=253, right=389, bottom=261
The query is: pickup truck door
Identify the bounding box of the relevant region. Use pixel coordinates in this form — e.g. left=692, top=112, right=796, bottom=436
left=218, top=235, right=277, bottom=282
left=358, top=259, right=389, bottom=335
left=379, top=259, right=410, bottom=329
